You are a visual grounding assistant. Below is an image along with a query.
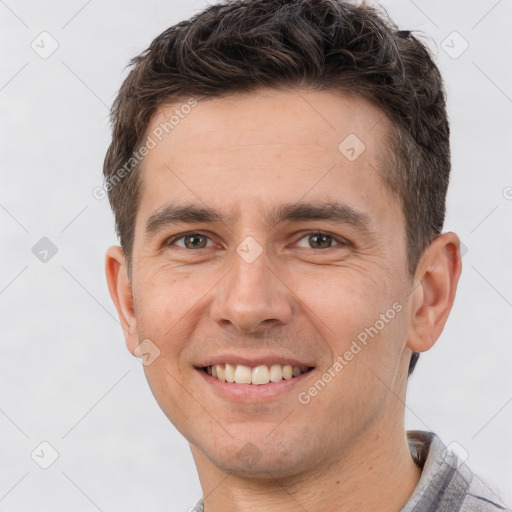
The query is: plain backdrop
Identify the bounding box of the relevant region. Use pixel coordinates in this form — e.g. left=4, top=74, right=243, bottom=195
left=1, top=0, right=511, bottom=510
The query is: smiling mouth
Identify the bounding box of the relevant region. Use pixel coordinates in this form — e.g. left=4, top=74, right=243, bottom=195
left=202, top=363, right=314, bottom=385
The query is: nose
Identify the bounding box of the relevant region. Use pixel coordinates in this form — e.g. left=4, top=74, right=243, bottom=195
left=210, top=247, right=293, bottom=334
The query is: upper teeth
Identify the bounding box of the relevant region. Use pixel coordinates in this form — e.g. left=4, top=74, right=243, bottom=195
left=205, top=364, right=309, bottom=385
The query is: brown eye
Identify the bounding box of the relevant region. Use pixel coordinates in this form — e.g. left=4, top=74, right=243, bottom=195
left=172, top=233, right=213, bottom=249
left=295, top=232, right=348, bottom=250
left=308, top=234, right=333, bottom=249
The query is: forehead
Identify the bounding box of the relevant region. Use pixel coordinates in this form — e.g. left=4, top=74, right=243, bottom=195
left=136, top=88, right=399, bottom=233
left=146, top=88, right=388, bottom=159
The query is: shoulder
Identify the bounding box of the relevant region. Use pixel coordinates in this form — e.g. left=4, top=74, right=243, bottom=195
left=403, top=431, right=511, bottom=512
left=463, top=477, right=512, bottom=511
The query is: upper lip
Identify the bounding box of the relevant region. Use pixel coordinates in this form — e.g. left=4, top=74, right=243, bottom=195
left=195, top=353, right=315, bottom=368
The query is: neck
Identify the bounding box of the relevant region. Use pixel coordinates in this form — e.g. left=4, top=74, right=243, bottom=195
left=192, top=424, right=421, bottom=512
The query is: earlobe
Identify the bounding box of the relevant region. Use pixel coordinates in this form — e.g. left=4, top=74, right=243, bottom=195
left=105, top=246, right=139, bottom=355
left=406, top=232, right=463, bottom=354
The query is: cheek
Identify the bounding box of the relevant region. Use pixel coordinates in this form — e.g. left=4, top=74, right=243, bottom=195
left=133, top=268, right=208, bottom=357
left=289, top=267, right=408, bottom=393
left=142, top=359, right=198, bottom=438
left=291, top=268, right=401, bottom=340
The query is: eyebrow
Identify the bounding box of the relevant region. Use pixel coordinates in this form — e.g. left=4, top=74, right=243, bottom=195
left=144, top=201, right=376, bottom=238
left=144, top=204, right=225, bottom=236
left=267, top=202, right=374, bottom=235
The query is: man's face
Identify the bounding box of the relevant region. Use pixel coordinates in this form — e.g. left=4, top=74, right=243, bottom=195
left=123, top=89, right=416, bottom=476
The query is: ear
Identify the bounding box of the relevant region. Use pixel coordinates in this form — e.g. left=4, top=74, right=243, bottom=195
left=406, top=232, right=463, bottom=353
left=105, top=246, right=139, bottom=355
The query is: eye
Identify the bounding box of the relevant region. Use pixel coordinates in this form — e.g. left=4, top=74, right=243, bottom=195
left=169, top=232, right=215, bottom=249
left=295, top=232, right=348, bottom=250
left=165, top=231, right=348, bottom=251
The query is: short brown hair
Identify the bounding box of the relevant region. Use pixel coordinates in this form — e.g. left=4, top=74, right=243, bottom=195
left=104, top=0, right=451, bottom=372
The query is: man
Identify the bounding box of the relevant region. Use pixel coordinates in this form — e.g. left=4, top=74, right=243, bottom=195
left=103, top=0, right=510, bottom=510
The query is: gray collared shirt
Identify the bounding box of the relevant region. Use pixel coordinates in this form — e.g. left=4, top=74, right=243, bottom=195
left=404, top=431, right=510, bottom=511
left=191, top=430, right=510, bottom=511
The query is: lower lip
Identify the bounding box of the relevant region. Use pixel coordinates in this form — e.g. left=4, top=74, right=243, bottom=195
left=196, top=368, right=314, bottom=403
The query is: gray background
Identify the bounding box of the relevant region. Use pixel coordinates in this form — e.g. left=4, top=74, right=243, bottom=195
left=1, top=0, right=511, bottom=510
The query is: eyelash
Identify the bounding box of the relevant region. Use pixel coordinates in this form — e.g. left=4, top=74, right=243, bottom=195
left=165, top=231, right=350, bottom=250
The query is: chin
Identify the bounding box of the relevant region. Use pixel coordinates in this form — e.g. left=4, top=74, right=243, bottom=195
left=193, top=424, right=324, bottom=480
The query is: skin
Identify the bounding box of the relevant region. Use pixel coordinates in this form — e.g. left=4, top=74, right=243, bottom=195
left=105, top=88, right=462, bottom=512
